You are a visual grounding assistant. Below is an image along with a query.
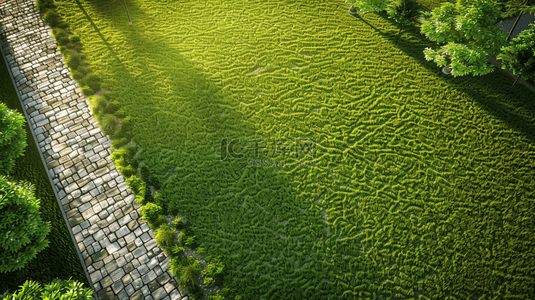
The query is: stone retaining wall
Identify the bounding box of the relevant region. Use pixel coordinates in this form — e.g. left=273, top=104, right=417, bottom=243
left=0, top=1, right=185, bottom=299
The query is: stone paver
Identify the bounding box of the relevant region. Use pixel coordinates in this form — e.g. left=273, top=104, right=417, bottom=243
left=0, top=1, right=186, bottom=299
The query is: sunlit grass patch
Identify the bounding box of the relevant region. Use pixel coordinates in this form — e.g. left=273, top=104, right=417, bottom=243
left=52, top=0, right=535, bottom=298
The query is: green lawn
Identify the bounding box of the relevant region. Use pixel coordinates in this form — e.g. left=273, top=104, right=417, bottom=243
left=54, top=0, right=535, bottom=298
left=0, top=51, right=89, bottom=294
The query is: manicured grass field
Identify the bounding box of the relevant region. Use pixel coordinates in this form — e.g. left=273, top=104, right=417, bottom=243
left=54, top=0, right=535, bottom=298
left=0, top=52, right=89, bottom=293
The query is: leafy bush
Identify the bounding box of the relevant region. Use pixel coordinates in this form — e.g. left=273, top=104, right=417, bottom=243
left=125, top=175, right=146, bottom=204
left=0, top=278, right=93, bottom=299
left=97, top=114, right=118, bottom=137
left=172, top=217, right=185, bottom=229
left=154, top=224, right=176, bottom=255
left=42, top=10, right=67, bottom=29
left=202, top=258, right=225, bottom=288
left=88, top=95, right=108, bottom=115
left=70, top=69, right=84, bottom=81
left=498, top=22, right=535, bottom=82
left=140, top=202, right=166, bottom=228
left=170, top=256, right=202, bottom=296
left=386, top=0, right=421, bottom=29
left=0, top=177, right=50, bottom=273
left=51, top=28, right=70, bottom=46
left=0, top=103, right=27, bottom=175
left=172, top=245, right=185, bottom=255
left=65, top=49, right=81, bottom=70
left=110, top=146, right=138, bottom=178
left=81, top=74, right=101, bottom=94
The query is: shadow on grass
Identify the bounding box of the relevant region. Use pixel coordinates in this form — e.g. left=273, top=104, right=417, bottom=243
left=68, top=1, right=334, bottom=299
left=350, top=12, right=535, bottom=143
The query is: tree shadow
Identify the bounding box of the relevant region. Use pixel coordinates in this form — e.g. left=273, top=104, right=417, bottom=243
left=66, top=1, right=333, bottom=298
left=350, top=12, right=535, bottom=143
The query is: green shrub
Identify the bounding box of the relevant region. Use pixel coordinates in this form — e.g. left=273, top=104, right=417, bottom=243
left=52, top=28, right=70, bottom=46
left=77, top=65, right=89, bottom=76
left=140, top=202, right=166, bottom=228
left=88, top=95, right=108, bottom=115
left=0, top=177, right=50, bottom=273
left=0, top=103, right=27, bottom=175
left=0, top=278, right=93, bottom=299
left=172, top=245, right=185, bottom=255
left=153, top=193, right=168, bottom=214
left=42, top=10, right=67, bottom=29
left=202, top=258, right=225, bottom=288
left=172, top=217, right=185, bottom=229
left=80, top=73, right=101, bottom=94
left=81, top=86, right=95, bottom=97
left=65, top=49, right=81, bottom=70
left=154, top=224, right=176, bottom=256
left=70, top=69, right=84, bottom=80
left=111, top=146, right=138, bottom=178
left=98, top=114, right=118, bottom=137
left=170, top=256, right=202, bottom=296
left=125, top=175, right=146, bottom=203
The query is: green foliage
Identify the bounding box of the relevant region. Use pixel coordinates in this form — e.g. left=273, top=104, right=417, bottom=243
left=140, top=202, right=166, bottom=228
left=51, top=28, right=70, bottom=46
left=387, top=0, right=421, bottom=28
left=0, top=278, right=93, bottom=299
left=42, top=10, right=67, bottom=29
left=170, top=256, right=202, bottom=296
left=80, top=73, right=101, bottom=94
left=98, top=114, right=118, bottom=137
left=421, top=0, right=507, bottom=75
left=0, top=103, right=27, bottom=175
left=346, top=0, right=389, bottom=13
left=154, top=224, right=176, bottom=256
left=202, top=258, right=225, bottom=288
left=498, top=22, right=535, bottom=81
left=65, top=49, right=81, bottom=70
left=499, top=0, right=535, bottom=18
left=172, top=245, right=185, bottom=255
left=110, top=146, right=137, bottom=178
left=0, top=177, right=50, bottom=273
left=125, top=175, right=146, bottom=204
left=177, top=231, right=198, bottom=248
left=172, top=217, right=185, bottom=229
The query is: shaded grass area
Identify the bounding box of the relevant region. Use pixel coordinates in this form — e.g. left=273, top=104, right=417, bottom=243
left=53, top=0, right=535, bottom=299
left=0, top=49, right=89, bottom=294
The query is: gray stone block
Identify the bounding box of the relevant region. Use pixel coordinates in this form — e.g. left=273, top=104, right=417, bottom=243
left=133, top=246, right=147, bottom=258
left=106, top=242, right=120, bottom=254
left=116, top=226, right=129, bottom=238
left=112, top=278, right=124, bottom=294
left=142, top=270, right=157, bottom=285
left=153, top=287, right=167, bottom=300
left=90, top=270, right=103, bottom=283
left=125, top=284, right=135, bottom=296
left=110, top=268, right=125, bottom=283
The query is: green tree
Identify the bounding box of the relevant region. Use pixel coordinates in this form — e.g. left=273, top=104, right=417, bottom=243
left=0, top=278, right=93, bottom=299
left=386, top=0, right=421, bottom=40
left=499, top=0, right=535, bottom=18
left=0, top=177, right=50, bottom=273
left=497, top=22, right=535, bottom=85
left=421, top=0, right=507, bottom=76
left=346, top=0, right=390, bottom=14
left=0, top=103, right=27, bottom=175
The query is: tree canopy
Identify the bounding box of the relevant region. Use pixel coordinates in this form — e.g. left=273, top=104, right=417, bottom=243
left=421, top=0, right=507, bottom=76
